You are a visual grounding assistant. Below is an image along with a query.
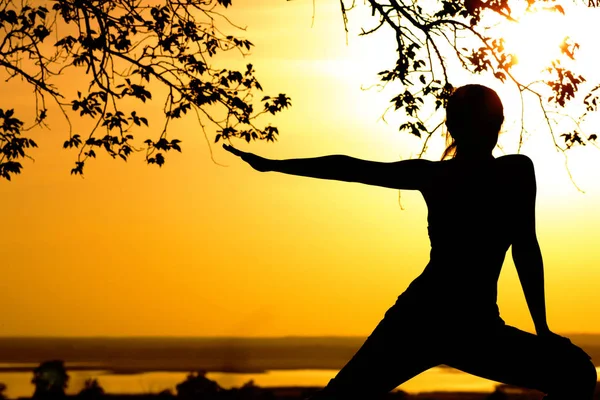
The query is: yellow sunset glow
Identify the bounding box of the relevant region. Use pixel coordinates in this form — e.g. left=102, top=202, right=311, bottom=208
left=1, top=0, right=600, bottom=340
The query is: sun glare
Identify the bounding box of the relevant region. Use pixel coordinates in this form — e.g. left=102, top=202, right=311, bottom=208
left=501, top=8, right=571, bottom=81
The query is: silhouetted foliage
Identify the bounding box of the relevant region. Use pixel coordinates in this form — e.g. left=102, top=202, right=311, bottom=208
left=158, top=388, right=176, bottom=399
left=78, top=378, right=105, bottom=399
left=175, top=371, right=221, bottom=400
left=0, top=382, right=6, bottom=400
left=3, top=0, right=598, bottom=181
left=341, top=1, right=598, bottom=158
left=32, top=360, right=70, bottom=399
left=0, top=0, right=290, bottom=179
left=230, top=380, right=276, bottom=400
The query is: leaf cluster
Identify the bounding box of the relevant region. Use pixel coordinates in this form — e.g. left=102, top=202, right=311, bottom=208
left=0, top=108, right=37, bottom=180
left=0, top=0, right=291, bottom=179
left=343, top=0, right=598, bottom=157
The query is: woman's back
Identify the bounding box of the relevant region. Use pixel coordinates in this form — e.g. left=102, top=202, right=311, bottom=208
left=404, top=154, right=531, bottom=321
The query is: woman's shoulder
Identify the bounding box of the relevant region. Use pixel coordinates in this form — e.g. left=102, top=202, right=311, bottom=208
left=420, top=154, right=535, bottom=175
left=496, top=153, right=534, bottom=165
left=495, top=154, right=535, bottom=175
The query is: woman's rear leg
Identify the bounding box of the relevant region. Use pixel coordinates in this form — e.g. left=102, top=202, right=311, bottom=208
left=307, top=305, right=440, bottom=400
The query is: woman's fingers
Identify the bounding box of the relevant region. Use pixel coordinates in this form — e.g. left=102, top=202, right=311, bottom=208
left=223, top=144, right=243, bottom=156
left=222, top=144, right=269, bottom=172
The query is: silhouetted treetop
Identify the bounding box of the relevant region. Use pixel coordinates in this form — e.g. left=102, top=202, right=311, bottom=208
left=32, top=360, right=69, bottom=399
left=0, top=0, right=290, bottom=179
left=340, top=0, right=598, bottom=159
left=3, top=0, right=598, bottom=181
left=78, top=378, right=104, bottom=399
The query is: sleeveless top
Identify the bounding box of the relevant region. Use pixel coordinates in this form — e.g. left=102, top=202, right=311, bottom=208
left=402, top=156, right=517, bottom=324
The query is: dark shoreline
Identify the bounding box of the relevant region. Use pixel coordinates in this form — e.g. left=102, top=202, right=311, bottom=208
left=0, top=363, right=476, bottom=375
left=0, top=336, right=597, bottom=376
left=0, top=365, right=270, bottom=374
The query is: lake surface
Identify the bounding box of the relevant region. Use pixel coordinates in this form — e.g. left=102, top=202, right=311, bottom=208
left=2, top=364, right=600, bottom=399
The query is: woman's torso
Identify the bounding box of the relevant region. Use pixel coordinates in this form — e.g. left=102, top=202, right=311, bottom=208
left=401, top=155, right=525, bottom=322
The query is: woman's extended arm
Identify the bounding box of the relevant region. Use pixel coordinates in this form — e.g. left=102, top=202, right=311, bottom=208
left=223, top=144, right=431, bottom=190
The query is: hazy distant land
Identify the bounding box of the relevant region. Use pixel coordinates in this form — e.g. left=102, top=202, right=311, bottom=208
left=0, top=335, right=598, bottom=374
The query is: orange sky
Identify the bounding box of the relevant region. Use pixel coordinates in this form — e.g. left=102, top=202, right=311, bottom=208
left=2, top=0, right=600, bottom=337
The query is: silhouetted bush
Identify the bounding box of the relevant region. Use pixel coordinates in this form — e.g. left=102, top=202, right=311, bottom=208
left=176, top=371, right=222, bottom=400
left=78, top=378, right=105, bottom=399
left=231, top=381, right=275, bottom=400
left=157, top=388, right=175, bottom=399
left=32, top=360, right=70, bottom=399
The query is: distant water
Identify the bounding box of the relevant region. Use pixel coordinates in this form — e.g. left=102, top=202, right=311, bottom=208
left=2, top=364, right=600, bottom=400
left=1, top=336, right=599, bottom=399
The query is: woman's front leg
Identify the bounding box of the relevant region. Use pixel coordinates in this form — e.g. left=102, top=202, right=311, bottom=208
left=443, top=324, right=597, bottom=400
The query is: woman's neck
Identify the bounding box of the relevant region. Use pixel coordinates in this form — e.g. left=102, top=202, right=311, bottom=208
left=454, top=152, right=494, bottom=162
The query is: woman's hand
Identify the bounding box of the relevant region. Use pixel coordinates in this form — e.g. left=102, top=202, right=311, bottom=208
left=537, top=329, right=592, bottom=360
left=223, top=144, right=273, bottom=172
left=538, top=329, right=571, bottom=344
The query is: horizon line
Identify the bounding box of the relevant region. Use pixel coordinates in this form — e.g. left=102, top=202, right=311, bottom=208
left=1, top=333, right=600, bottom=339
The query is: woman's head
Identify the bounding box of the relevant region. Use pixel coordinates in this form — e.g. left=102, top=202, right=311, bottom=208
left=442, top=84, right=504, bottom=159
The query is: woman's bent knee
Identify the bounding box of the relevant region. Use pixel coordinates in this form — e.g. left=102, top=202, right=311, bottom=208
left=577, top=358, right=597, bottom=395
left=569, top=351, right=596, bottom=387
left=552, top=349, right=597, bottom=399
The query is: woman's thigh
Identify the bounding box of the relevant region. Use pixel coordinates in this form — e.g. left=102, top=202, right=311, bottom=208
left=442, top=324, right=596, bottom=398
left=321, top=300, right=442, bottom=398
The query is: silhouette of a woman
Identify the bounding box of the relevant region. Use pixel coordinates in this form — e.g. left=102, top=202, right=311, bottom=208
left=224, top=84, right=597, bottom=400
